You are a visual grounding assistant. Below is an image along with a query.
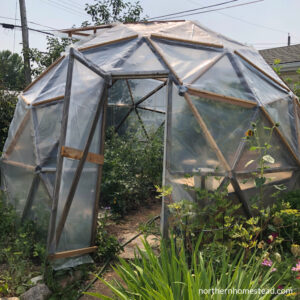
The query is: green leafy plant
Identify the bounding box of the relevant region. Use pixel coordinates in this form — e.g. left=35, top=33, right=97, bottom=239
left=86, top=236, right=292, bottom=299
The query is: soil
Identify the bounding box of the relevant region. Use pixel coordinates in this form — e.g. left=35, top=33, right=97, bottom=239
left=80, top=198, right=162, bottom=299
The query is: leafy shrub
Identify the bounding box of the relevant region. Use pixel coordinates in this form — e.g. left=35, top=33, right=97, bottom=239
left=101, top=126, right=163, bottom=216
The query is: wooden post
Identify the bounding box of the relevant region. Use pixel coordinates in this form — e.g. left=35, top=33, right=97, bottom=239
left=91, top=89, right=108, bottom=245
left=47, top=50, right=75, bottom=252
left=161, top=76, right=172, bottom=239
left=19, top=0, right=31, bottom=85
left=55, top=83, right=107, bottom=247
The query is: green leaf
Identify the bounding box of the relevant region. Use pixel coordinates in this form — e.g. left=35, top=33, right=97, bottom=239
left=255, top=177, right=266, bottom=187
left=262, top=155, right=275, bottom=164
left=245, top=160, right=255, bottom=168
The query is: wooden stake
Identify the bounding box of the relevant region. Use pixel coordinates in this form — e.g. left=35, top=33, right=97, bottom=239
left=234, top=50, right=290, bottom=92
left=184, top=93, right=231, bottom=172
left=150, top=34, right=223, bottom=49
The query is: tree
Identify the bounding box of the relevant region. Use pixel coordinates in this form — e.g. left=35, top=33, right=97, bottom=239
left=0, top=50, right=25, bottom=91
left=84, top=0, right=145, bottom=25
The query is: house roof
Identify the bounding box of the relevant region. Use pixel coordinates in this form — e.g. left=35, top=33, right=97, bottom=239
left=259, top=44, right=300, bottom=65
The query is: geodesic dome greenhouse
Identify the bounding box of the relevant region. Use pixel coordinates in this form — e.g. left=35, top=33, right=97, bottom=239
left=1, top=21, right=300, bottom=266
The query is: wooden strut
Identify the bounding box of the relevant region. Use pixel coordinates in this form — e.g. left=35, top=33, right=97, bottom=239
left=187, top=87, right=257, bottom=108
left=234, top=50, right=290, bottom=92
left=111, top=70, right=169, bottom=80
left=135, top=81, right=167, bottom=106
left=79, top=34, right=139, bottom=52
left=47, top=51, right=75, bottom=252
left=188, top=53, right=225, bottom=84
left=61, top=146, right=104, bottom=165
left=138, top=106, right=165, bottom=114
left=21, top=174, right=40, bottom=223
left=23, top=56, right=65, bottom=93
left=91, top=91, right=108, bottom=245
left=150, top=34, right=224, bottom=49
left=235, top=166, right=299, bottom=175
left=20, top=94, right=30, bottom=105
left=32, top=95, right=64, bottom=107
left=293, top=96, right=300, bottom=152
left=1, top=159, right=35, bottom=171
left=146, top=37, right=182, bottom=85
left=55, top=83, right=107, bottom=248
left=184, top=93, right=231, bottom=172
left=48, top=246, right=98, bottom=260
left=260, top=106, right=300, bottom=167
left=4, top=111, right=31, bottom=156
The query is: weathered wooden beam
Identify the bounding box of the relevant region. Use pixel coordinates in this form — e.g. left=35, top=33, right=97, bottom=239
left=234, top=50, right=290, bottom=92
left=111, top=70, right=169, bottom=80
left=32, top=95, right=64, bottom=107
left=293, top=96, right=300, bottom=152
left=1, top=159, right=35, bottom=171
left=55, top=83, right=107, bottom=247
left=79, top=35, right=139, bottom=52
left=73, top=49, right=111, bottom=83
left=4, top=111, right=31, bottom=156
left=150, top=34, right=224, bottom=49
left=135, top=81, right=167, bottom=106
left=187, top=87, right=257, bottom=108
left=47, top=50, right=75, bottom=252
left=61, top=146, right=104, bottom=165
left=184, top=93, right=231, bottom=172
left=260, top=106, right=300, bottom=167
left=48, top=246, right=98, bottom=260
left=23, top=56, right=65, bottom=93
left=137, top=106, right=165, bottom=114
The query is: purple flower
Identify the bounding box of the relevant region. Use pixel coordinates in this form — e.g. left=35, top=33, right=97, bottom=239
left=104, top=206, right=111, bottom=210
left=262, top=259, right=273, bottom=267
left=271, top=268, right=277, bottom=273
left=292, top=261, right=300, bottom=272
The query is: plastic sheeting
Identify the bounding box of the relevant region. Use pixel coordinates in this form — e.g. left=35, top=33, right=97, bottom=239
left=1, top=20, right=300, bottom=270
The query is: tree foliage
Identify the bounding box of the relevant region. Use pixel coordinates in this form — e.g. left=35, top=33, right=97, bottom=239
left=0, top=50, right=25, bottom=91
left=84, top=0, right=145, bottom=25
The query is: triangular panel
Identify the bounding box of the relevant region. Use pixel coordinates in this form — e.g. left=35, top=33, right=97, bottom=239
left=170, top=85, right=225, bottom=173
left=27, top=179, right=52, bottom=241
left=237, top=57, right=289, bottom=104
left=191, top=55, right=256, bottom=101
left=106, top=106, right=131, bottom=128
left=5, top=112, right=36, bottom=166
left=128, top=79, right=163, bottom=103
left=108, top=80, right=132, bottom=105
left=153, top=39, right=220, bottom=82
left=265, top=97, right=298, bottom=153
left=121, top=42, right=166, bottom=72
left=136, top=108, right=165, bottom=135
left=138, top=84, right=166, bottom=112
left=190, top=95, right=256, bottom=168
left=158, top=21, right=222, bottom=46
left=235, top=112, right=298, bottom=171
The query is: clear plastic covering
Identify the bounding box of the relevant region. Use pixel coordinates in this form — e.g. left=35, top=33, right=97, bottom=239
left=1, top=20, right=299, bottom=269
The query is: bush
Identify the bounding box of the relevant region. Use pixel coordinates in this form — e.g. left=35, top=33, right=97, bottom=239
left=101, top=126, right=164, bottom=216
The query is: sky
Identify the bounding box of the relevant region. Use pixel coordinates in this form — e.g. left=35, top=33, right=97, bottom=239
left=1, top=0, right=300, bottom=55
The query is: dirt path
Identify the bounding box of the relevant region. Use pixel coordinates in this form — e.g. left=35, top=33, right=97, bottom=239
left=80, top=199, right=162, bottom=299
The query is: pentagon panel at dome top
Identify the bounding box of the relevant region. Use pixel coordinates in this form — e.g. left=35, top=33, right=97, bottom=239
left=236, top=56, right=290, bottom=105
left=152, top=39, right=222, bottom=83
left=189, top=94, right=257, bottom=168
left=265, top=97, right=299, bottom=155
left=235, top=111, right=298, bottom=172
left=154, top=21, right=222, bottom=46
left=22, top=56, right=65, bottom=104
left=77, top=24, right=138, bottom=50
left=188, top=54, right=256, bottom=102
left=82, top=38, right=140, bottom=71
